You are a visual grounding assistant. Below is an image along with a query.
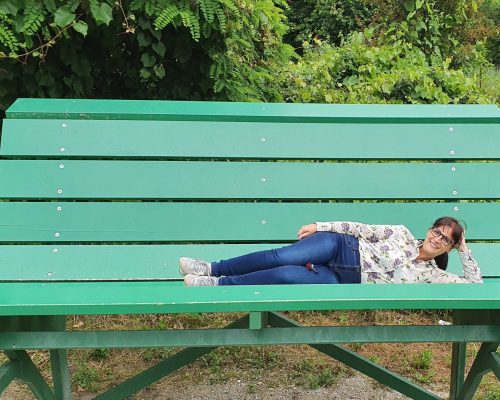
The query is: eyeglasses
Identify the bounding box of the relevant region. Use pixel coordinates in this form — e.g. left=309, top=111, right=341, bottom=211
left=430, top=227, right=454, bottom=246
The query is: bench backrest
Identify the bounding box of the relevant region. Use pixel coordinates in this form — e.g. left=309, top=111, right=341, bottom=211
left=0, top=99, right=499, bottom=284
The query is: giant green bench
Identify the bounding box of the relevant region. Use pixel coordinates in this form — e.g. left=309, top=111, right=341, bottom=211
left=0, top=99, right=499, bottom=400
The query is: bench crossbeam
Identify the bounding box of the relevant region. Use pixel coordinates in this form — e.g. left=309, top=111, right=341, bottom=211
left=1, top=324, right=499, bottom=350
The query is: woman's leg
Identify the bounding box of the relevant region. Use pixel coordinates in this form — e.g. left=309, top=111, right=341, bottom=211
left=218, top=264, right=339, bottom=285
left=211, top=232, right=341, bottom=277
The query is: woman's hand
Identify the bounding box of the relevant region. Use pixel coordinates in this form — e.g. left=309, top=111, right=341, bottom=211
left=457, top=233, right=469, bottom=252
left=297, top=223, right=317, bottom=240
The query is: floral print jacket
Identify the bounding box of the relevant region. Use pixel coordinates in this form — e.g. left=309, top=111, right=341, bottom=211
left=315, top=221, right=483, bottom=284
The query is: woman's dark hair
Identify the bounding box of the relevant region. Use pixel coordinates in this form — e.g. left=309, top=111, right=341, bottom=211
left=431, top=216, right=466, bottom=271
left=434, top=252, right=448, bottom=271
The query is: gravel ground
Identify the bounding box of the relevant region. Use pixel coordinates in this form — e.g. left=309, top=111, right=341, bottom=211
left=2, top=373, right=448, bottom=400
left=136, top=374, right=412, bottom=400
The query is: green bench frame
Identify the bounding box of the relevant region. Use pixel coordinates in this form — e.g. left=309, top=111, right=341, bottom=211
left=0, top=99, right=499, bottom=400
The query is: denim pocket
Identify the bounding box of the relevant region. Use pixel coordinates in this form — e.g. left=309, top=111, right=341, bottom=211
left=331, top=264, right=361, bottom=284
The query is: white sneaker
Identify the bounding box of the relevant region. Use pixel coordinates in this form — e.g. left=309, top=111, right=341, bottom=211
left=184, top=274, right=219, bottom=286
left=179, top=257, right=212, bottom=276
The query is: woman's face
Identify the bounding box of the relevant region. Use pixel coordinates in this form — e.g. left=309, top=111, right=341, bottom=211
left=422, top=225, right=454, bottom=258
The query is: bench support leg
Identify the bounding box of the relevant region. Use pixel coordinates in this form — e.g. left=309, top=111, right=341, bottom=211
left=93, top=314, right=250, bottom=400
left=267, top=312, right=441, bottom=400
left=0, top=315, right=70, bottom=399
left=4, top=350, right=56, bottom=400
left=46, top=316, right=72, bottom=400
left=456, top=342, right=499, bottom=400
left=0, top=358, right=20, bottom=393
left=249, top=312, right=268, bottom=330
left=449, top=342, right=466, bottom=399
left=50, top=349, right=71, bottom=400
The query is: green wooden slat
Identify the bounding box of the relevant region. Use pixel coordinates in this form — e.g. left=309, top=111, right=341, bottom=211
left=447, top=245, right=500, bottom=277
left=0, top=282, right=498, bottom=316
left=0, top=244, right=273, bottom=281
left=6, top=99, right=500, bottom=122
left=0, top=160, right=499, bottom=199
left=1, top=201, right=499, bottom=242
left=0, top=243, right=496, bottom=282
left=2, top=119, right=499, bottom=159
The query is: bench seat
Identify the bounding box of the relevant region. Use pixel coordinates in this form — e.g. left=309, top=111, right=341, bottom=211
left=0, top=281, right=499, bottom=316
left=0, top=99, right=499, bottom=400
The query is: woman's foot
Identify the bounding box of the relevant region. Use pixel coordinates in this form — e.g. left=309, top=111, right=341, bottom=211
left=184, top=274, right=219, bottom=286
left=179, top=257, right=212, bottom=276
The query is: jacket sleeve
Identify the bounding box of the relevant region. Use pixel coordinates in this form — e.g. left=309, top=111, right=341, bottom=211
left=428, top=250, right=483, bottom=284
left=315, top=221, right=410, bottom=243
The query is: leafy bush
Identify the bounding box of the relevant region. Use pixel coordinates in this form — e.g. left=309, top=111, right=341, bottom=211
left=372, top=0, right=499, bottom=67
left=283, top=0, right=375, bottom=49
left=0, top=0, right=294, bottom=112
left=481, top=0, right=500, bottom=66
left=281, top=32, right=495, bottom=104
left=0, top=0, right=495, bottom=113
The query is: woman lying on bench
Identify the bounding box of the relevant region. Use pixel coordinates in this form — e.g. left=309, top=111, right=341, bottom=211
left=180, top=216, right=482, bottom=286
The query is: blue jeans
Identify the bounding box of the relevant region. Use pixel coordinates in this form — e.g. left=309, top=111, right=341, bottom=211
left=211, top=232, right=360, bottom=285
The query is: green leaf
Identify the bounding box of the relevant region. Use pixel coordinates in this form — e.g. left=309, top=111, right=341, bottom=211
left=0, top=1, right=18, bottom=15
left=471, top=0, right=478, bottom=12
left=54, top=6, right=76, bottom=27
left=381, top=83, right=394, bottom=94
left=153, top=64, right=165, bottom=79
left=152, top=41, right=166, bottom=57
left=139, top=68, right=151, bottom=79
left=137, top=32, right=151, bottom=47
left=73, top=21, right=88, bottom=37
left=91, top=3, right=113, bottom=26
left=141, top=52, right=156, bottom=67
left=403, top=1, right=416, bottom=12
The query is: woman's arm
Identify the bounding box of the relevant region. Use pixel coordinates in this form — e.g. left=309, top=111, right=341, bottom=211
left=298, top=221, right=409, bottom=242
left=430, top=235, right=483, bottom=283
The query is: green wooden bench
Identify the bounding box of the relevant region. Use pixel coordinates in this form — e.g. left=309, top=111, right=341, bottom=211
left=0, top=99, right=499, bottom=400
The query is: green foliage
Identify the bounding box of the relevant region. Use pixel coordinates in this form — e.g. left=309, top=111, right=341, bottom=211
left=481, top=0, right=500, bottom=66
left=0, top=12, right=18, bottom=55
left=410, top=349, right=433, bottom=370
left=284, top=0, right=376, bottom=48
left=372, top=0, right=499, bottom=68
left=289, top=358, right=341, bottom=389
left=381, top=0, right=467, bottom=59
left=281, top=32, right=495, bottom=104
left=0, top=0, right=495, bottom=112
left=0, top=0, right=293, bottom=111
left=22, top=1, right=45, bottom=35
left=73, top=361, right=101, bottom=392
left=90, top=348, right=110, bottom=360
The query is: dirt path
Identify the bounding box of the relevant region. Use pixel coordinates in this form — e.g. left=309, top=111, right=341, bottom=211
left=2, top=372, right=449, bottom=400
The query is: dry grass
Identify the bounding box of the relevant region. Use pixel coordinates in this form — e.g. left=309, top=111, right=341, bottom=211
left=1, top=310, right=498, bottom=399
